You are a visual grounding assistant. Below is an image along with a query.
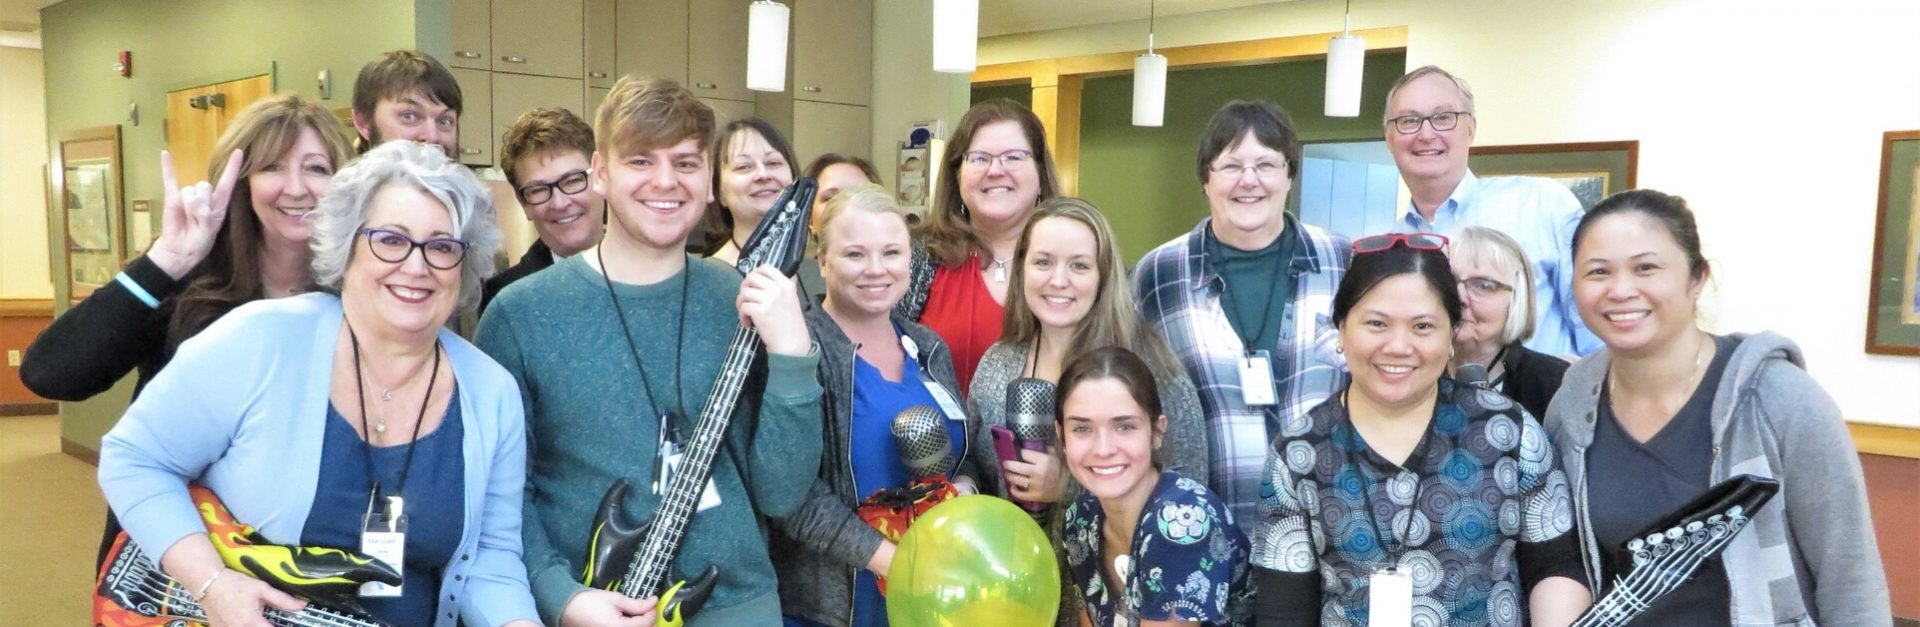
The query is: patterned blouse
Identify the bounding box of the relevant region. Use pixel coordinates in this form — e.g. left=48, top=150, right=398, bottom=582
left=1063, top=471, right=1253, bottom=627
left=1253, top=379, right=1584, bottom=626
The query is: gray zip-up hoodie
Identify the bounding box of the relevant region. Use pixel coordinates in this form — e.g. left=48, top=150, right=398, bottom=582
left=1544, top=331, right=1889, bottom=626
left=770, top=307, right=985, bottom=627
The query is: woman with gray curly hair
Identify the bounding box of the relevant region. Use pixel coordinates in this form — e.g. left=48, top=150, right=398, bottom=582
left=98, top=140, right=540, bottom=627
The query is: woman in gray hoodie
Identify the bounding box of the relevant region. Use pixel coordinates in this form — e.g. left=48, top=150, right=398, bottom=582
left=1545, top=189, right=1889, bottom=626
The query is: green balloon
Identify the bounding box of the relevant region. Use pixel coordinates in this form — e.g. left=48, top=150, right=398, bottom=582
left=887, top=495, right=1061, bottom=627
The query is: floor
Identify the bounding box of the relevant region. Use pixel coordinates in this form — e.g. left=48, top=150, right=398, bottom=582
left=0, top=414, right=107, bottom=622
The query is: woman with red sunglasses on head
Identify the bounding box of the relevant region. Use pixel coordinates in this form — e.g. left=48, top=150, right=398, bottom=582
left=1253, top=233, right=1590, bottom=627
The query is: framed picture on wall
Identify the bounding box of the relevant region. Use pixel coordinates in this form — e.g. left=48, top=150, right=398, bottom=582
left=1865, top=130, right=1920, bottom=356
left=1468, top=140, right=1639, bottom=211
left=49, top=125, right=126, bottom=304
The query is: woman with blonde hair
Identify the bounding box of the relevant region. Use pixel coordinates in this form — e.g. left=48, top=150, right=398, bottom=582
left=1447, top=225, right=1569, bottom=418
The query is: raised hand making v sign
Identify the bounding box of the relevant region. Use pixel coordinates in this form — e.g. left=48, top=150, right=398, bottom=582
left=148, top=149, right=244, bottom=280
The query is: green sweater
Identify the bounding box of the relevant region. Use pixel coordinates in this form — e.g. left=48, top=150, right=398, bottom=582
left=475, top=255, right=823, bottom=626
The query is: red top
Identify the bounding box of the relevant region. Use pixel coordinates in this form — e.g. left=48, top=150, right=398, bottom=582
left=918, top=254, right=1005, bottom=398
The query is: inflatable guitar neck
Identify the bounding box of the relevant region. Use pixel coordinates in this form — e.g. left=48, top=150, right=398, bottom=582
left=1571, top=475, right=1780, bottom=627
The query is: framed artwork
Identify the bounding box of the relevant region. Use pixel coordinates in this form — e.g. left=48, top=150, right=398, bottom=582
left=1469, top=140, right=1639, bottom=211
left=49, top=125, right=126, bottom=303
left=1866, top=130, right=1920, bottom=356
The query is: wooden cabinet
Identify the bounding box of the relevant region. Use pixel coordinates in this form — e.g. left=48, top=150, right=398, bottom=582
left=450, top=0, right=491, bottom=70
left=494, top=74, right=588, bottom=155
left=615, top=0, right=689, bottom=84
left=491, top=0, right=584, bottom=78
left=585, top=0, right=616, bottom=88
left=706, top=97, right=755, bottom=127
left=687, top=0, right=750, bottom=101
left=790, top=100, right=869, bottom=163
left=793, top=0, right=870, bottom=106
left=452, top=68, right=494, bottom=165
left=588, top=87, right=611, bottom=123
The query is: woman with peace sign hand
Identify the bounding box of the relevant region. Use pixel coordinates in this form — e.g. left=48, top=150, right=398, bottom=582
left=22, top=93, right=356, bottom=565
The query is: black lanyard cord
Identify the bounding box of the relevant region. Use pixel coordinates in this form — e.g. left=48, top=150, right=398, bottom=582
left=596, top=246, right=689, bottom=427
left=1342, top=389, right=1423, bottom=569
left=1206, top=231, right=1284, bottom=356
left=347, top=320, right=441, bottom=504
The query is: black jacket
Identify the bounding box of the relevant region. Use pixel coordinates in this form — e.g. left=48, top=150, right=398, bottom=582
left=1502, top=343, right=1571, bottom=419
left=478, top=240, right=554, bottom=316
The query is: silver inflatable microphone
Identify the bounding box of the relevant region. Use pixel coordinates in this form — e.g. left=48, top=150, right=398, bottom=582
left=1006, top=377, right=1057, bottom=446
left=892, top=405, right=953, bottom=479
left=1457, top=363, right=1492, bottom=390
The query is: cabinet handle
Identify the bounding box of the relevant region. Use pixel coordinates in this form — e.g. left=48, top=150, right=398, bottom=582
left=589, top=71, right=609, bottom=79
left=455, top=50, right=482, bottom=59
left=695, top=82, right=717, bottom=89
left=802, top=86, right=822, bottom=92
left=502, top=55, right=527, bottom=64
left=461, top=148, right=482, bottom=156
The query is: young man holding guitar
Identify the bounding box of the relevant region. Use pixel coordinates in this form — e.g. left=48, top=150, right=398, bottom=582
left=475, top=75, right=822, bottom=627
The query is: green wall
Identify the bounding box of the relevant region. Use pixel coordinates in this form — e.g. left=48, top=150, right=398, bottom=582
left=971, top=81, right=1031, bottom=108
left=41, top=0, right=421, bottom=452
left=1067, top=53, right=1405, bottom=265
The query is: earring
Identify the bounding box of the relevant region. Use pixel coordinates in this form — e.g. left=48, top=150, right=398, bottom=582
left=1335, top=345, right=1344, bottom=354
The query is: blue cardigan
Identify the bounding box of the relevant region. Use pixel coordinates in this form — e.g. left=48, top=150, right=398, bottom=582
left=98, top=293, right=539, bottom=626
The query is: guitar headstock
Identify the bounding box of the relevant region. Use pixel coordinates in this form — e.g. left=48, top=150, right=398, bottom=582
left=735, top=177, right=819, bottom=278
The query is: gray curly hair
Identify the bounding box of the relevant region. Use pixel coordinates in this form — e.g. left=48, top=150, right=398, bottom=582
left=309, top=140, right=500, bottom=312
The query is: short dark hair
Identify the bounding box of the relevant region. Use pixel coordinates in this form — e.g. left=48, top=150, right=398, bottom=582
left=1575, top=189, right=1709, bottom=281
left=1195, top=100, right=1302, bottom=185
left=352, top=50, right=463, bottom=152
left=498, top=107, right=597, bottom=188
left=1054, top=347, right=1164, bottom=425
left=695, top=117, right=798, bottom=255
left=1332, top=244, right=1462, bottom=330
left=804, top=153, right=881, bottom=183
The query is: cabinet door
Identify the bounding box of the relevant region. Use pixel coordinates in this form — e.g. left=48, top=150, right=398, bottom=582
left=492, top=0, right=584, bottom=78
left=615, top=0, right=689, bottom=84
left=585, top=0, right=617, bottom=88
left=705, top=97, right=755, bottom=128
left=494, top=75, right=589, bottom=158
left=588, top=87, right=611, bottom=124
left=450, top=0, right=491, bottom=70
left=452, top=68, right=494, bottom=165
left=793, top=0, right=870, bottom=106
left=791, top=100, right=869, bottom=164
left=687, top=0, right=751, bottom=101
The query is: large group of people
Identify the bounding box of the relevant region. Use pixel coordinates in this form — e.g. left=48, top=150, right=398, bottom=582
left=24, top=48, right=1890, bottom=627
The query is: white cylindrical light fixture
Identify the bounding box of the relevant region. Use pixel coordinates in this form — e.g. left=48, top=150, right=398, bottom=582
left=1133, top=53, right=1168, bottom=127
left=932, top=0, right=979, bottom=74
left=747, top=0, right=791, bottom=92
left=1324, top=33, right=1365, bottom=117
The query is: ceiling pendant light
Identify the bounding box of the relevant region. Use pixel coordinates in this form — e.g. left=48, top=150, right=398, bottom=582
left=1324, top=0, right=1365, bottom=117
left=932, top=0, right=979, bottom=73
left=1133, top=0, right=1167, bottom=127
left=747, top=0, right=791, bottom=92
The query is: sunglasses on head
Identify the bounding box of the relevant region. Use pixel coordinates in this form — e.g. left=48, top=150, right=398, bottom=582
left=1352, top=233, right=1449, bottom=254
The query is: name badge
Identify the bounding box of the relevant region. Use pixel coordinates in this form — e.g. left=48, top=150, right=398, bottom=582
left=1238, top=350, right=1278, bottom=406
left=360, top=496, right=407, bottom=597
left=660, top=449, right=724, bottom=512
left=903, top=334, right=967, bottom=424
left=1368, top=567, right=1413, bottom=627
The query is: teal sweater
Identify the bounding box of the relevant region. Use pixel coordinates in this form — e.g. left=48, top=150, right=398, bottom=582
left=475, top=255, right=823, bottom=625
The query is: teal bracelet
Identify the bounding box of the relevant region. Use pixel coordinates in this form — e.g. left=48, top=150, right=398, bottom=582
left=113, top=271, right=161, bottom=309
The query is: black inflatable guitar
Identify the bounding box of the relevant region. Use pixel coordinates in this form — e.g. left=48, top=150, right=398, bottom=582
left=580, top=179, right=817, bottom=627
left=1571, top=474, right=1780, bottom=627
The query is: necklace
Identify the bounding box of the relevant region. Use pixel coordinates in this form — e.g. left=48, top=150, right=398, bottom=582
left=345, top=320, right=441, bottom=438
left=987, top=256, right=1013, bottom=283
left=1607, top=333, right=1712, bottom=417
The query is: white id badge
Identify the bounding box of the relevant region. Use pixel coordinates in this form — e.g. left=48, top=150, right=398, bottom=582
left=360, top=496, right=407, bottom=598
left=661, top=450, right=724, bottom=512
left=921, top=378, right=967, bottom=427
left=1368, top=567, right=1413, bottom=627
left=1238, top=351, right=1278, bottom=406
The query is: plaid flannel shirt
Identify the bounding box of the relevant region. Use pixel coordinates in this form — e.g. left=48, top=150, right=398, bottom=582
left=1132, top=215, right=1351, bottom=532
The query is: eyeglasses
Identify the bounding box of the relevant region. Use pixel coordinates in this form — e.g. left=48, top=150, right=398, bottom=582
left=361, top=227, right=469, bottom=270
left=1209, top=160, right=1288, bottom=180
left=1385, top=111, right=1473, bottom=135
left=1352, top=233, right=1449, bottom=254
left=961, top=150, right=1033, bottom=170
left=1457, top=277, right=1513, bottom=299
left=515, top=169, right=590, bottom=206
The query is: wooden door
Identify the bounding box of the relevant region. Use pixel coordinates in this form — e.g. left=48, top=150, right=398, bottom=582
left=585, top=0, right=617, bottom=88
left=492, top=73, right=587, bottom=162
left=791, top=100, right=869, bottom=163
left=615, top=0, right=688, bottom=84
left=492, top=0, right=584, bottom=78
left=688, top=0, right=750, bottom=101
left=705, top=97, right=755, bottom=128
left=794, top=0, right=871, bottom=106
left=164, top=74, right=273, bottom=184
left=450, top=0, right=491, bottom=70
left=452, top=68, right=494, bottom=166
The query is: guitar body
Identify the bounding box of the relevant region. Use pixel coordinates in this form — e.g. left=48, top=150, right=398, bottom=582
left=582, top=479, right=720, bottom=627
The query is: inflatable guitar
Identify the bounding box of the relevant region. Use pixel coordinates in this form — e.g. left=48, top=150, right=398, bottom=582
left=1571, top=474, right=1780, bottom=627
left=93, top=485, right=401, bottom=627
left=580, top=178, right=817, bottom=627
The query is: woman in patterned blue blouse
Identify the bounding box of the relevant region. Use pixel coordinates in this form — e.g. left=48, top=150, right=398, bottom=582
left=1252, top=234, right=1590, bottom=626
left=1058, top=347, right=1252, bottom=627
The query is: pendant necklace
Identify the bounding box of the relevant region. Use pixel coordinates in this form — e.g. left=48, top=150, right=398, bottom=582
left=988, top=255, right=1012, bottom=283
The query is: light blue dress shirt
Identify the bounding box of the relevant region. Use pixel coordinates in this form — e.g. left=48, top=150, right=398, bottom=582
left=1395, top=170, right=1601, bottom=356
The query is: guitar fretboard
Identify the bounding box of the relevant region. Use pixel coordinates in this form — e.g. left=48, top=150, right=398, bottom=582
left=100, top=540, right=388, bottom=627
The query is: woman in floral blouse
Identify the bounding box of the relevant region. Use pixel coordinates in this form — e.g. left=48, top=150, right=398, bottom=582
left=1058, top=347, right=1252, bottom=626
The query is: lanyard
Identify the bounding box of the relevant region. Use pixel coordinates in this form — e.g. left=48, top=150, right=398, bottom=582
left=597, top=247, right=690, bottom=428
left=1206, top=230, right=1286, bottom=356
left=1342, top=390, right=1424, bottom=567
left=346, top=321, right=441, bottom=505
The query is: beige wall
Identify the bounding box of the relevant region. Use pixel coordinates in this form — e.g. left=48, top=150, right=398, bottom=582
left=871, top=0, right=971, bottom=187
left=0, top=46, right=50, bottom=300
left=980, top=0, right=1920, bottom=426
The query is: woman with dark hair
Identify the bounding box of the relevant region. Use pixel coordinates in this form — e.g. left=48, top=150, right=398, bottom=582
left=22, top=93, right=356, bottom=568
left=1056, top=346, right=1251, bottom=626
left=903, top=99, right=1062, bottom=394
left=1545, top=189, right=1887, bottom=625
left=805, top=153, right=883, bottom=206
left=1447, top=225, right=1569, bottom=418
left=699, top=117, right=799, bottom=266
left=1254, top=233, right=1590, bottom=626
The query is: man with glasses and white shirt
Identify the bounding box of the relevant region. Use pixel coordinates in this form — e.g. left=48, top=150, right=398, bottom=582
left=480, top=107, right=607, bottom=314
left=1385, top=65, right=1599, bottom=357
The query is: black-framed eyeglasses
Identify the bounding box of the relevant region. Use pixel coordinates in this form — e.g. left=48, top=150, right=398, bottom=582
left=360, top=227, right=469, bottom=270
left=1385, top=111, right=1473, bottom=135
left=1352, top=233, right=1449, bottom=254
left=1457, top=277, right=1513, bottom=299
left=961, top=150, right=1033, bottom=170
left=515, top=169, right=590, bottom=205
